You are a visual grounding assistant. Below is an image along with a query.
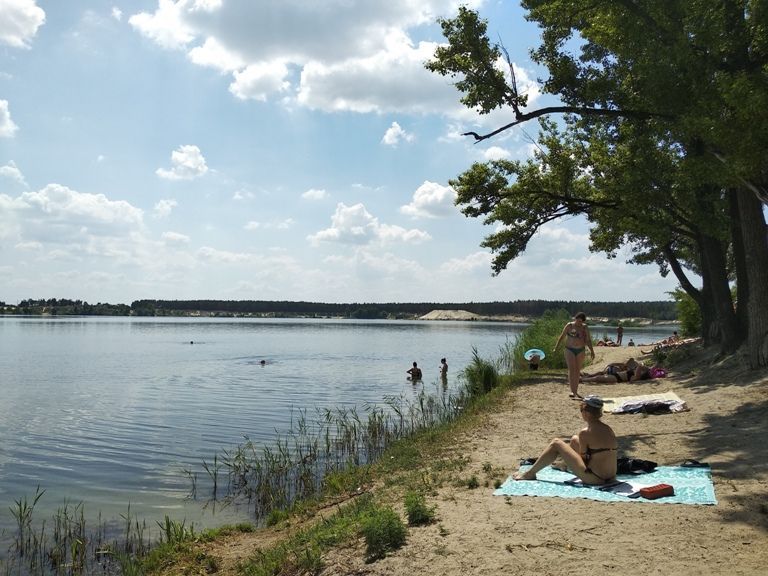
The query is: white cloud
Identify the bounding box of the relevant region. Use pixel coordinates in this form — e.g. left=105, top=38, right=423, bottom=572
left=156, top=145, right=208, bottom=180
left=189, top=36, right=245, bottom=72
left=153, top=198, right=178, bottom=218
left=14, top=240, right=42, bottom=252
left=197, top=246, right=252, bottom=263
left=482, top=146, right=511, bottom=161
left=190, top=0, right=222, bottom=13
left=128, top=1, right=490, bottom=115
left=440, top=251, right=492, bottom=274
left=229, top=60, right=291, bottom=101
left=381, top=121, right=414, bottom=147
left=232, top=188, right=255, bottom=201
left=129, top=0, right=194, bottom=50
left=111, top=7, right=123, bottom=21
left=244, top=218, right=294, bottom=231
left=161, top=231, right=190, bottom=244
left=0, top=184, right=145, bottom=254
left=301, top=188, right=328, bottom=201
left=0, top=161, right=26, bottom=186
left=296, top=33, right=461, bottom=114
left=400, top=181, right=457, bottom=219
left=308, top=202, right=430, bottom=246
left=19, top=184, right=143, bottom=231
left=0, top=100, right=19, bottom=137
left=0, top=0, right=45, bottom=48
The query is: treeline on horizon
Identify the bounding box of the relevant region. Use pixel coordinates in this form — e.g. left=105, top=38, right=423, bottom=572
left=2, top=298, right=677, bottom=321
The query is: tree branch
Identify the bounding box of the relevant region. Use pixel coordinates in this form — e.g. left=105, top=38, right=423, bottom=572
left=463, top=106, right=671, bottom=142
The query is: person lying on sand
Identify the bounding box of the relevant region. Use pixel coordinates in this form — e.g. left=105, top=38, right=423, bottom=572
left=514, top=395, right=617, bottom=485
left=581, top=362, right=628, bottom=378
left=580, top=358, right=653, bottom=383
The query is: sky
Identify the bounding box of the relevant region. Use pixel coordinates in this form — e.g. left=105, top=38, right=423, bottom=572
left=0, top=0, right=684, bottom=305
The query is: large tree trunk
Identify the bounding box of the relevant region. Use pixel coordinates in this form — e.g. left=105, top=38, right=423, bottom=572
left=735, top=187, right=768, bottom=368
left=697, top=231, right=740, bottom=351
left=662, top=244, right=716, bottom=347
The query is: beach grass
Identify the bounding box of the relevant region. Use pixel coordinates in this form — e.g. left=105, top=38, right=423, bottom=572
left=0, top=358, right=519, bottom=575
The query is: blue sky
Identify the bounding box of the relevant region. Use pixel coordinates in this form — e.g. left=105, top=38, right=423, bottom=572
left=0, top=0, right=682, bottom=305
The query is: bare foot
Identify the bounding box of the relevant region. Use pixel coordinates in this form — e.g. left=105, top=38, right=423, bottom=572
left=513, top=470, right=537, bottom=481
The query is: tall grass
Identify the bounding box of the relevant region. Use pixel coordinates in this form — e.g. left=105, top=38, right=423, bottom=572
left=510, top=308, right=572, bottom=370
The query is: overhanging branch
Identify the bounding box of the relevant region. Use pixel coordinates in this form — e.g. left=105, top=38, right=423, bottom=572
left=463, top=106, right=671, bottom=142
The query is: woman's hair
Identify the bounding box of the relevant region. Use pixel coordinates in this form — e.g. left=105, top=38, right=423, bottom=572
left=574, top=312, right=587, bottom=321
left=582, top=395, right=604, bottom=417
left=582, top=403, right=603, bottom=417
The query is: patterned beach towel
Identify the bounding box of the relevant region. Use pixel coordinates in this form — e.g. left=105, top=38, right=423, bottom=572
left=494, top=465, right=716, bottom=505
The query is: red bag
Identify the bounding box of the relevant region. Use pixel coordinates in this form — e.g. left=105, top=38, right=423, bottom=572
left=640, top=483, right=675, bottom=499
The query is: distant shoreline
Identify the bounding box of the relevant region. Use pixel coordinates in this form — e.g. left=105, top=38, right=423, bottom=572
left=2, top=299, right=679, bottom=323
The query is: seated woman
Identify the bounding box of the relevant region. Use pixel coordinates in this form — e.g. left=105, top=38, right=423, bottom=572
left=514, top=395, right=617, bottom=485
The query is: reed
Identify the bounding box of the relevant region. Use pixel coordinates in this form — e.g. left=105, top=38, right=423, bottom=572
left=0, top=352, right=512, bottom=574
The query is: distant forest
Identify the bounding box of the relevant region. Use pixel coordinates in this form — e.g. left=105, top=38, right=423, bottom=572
left=2, top=298, right=677, bottom=321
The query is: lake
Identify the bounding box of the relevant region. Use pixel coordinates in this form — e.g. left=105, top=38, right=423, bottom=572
left=0, top=316, right=671, bottom=541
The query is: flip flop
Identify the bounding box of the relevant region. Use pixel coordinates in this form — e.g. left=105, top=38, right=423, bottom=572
left=569, top=393, right=584, bottom=400
left=681, top=459, right=709, bottom=468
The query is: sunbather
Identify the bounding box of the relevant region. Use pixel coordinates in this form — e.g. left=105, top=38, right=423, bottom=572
left=581, top=358, right=652, bottom=383
left=514, top=395, right=617, bottom=485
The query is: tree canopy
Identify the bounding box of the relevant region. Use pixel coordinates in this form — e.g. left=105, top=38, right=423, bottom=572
left=427, top=1, right=768, bottom=367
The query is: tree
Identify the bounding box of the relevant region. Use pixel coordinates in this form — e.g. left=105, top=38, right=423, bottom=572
left=427, top=2, right=768, bottom=366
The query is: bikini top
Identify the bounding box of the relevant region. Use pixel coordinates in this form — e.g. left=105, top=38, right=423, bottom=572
left=567, top=324, right=587, bottom=340
left=584, top=446, right=616, bottom=463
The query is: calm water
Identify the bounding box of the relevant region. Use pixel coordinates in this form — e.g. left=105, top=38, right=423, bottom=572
left=0, top=316, right=670, bottom=538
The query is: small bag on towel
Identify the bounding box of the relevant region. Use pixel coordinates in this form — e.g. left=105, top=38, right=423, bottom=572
left=640, top=483, right=674, bottom=499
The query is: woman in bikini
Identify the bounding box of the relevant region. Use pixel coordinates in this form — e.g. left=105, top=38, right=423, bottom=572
left=580, top=358, right=653, bottom=384
left=513, top=395, right=617, bottom=485
left=554, top=312, right=595, bottom=399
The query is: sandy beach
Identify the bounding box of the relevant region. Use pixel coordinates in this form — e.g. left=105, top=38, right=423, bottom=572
left=317, top=344, right=768, bottom=576
left=169, top=344, right=768, bottom=575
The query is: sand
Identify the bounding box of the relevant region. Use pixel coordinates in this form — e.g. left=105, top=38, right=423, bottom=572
left=319, top=345, right=768, bottom=576
left=176, top=344, right=768, bottom=576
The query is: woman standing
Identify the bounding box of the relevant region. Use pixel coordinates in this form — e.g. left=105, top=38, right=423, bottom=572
left=554, top=312, right=595, bottom=399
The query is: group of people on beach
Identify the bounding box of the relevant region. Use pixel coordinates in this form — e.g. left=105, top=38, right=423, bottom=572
left=515, top=312, right=672, bottom=486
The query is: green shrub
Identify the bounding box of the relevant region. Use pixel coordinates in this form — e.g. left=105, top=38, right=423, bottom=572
left=462, top=347, right=499, bottom=395
left=670, top=288, right=701, bottom=337
left=512, top=309, right=572, bottom=370
left=404, top=491, right=435, bottom=526
left=360, top=506, right=407, bottom=562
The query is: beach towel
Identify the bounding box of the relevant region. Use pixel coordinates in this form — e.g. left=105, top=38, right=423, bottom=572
left=602, top=391, right=686, bottom=414
left=494, top=465, right=716, bottom=505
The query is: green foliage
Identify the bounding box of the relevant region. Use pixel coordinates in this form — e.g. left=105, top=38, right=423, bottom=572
left=156, top=516, right=195, bottom=546
left=426, top=2, right=768, bottom=362
left=466, top=476, right=480, bottom=489
left=670, top=288, right=702, bottom=338
left=404, top=492, right=435, bottom=526
left=462, top=347, right=499, bottom=395
left=265, top=508, right=290, bottom=527
left=426, top=7, right=522, bottom=114
left=360, top=506, right=407, bottom=562
left=512, top=309, right=572, bottom=370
